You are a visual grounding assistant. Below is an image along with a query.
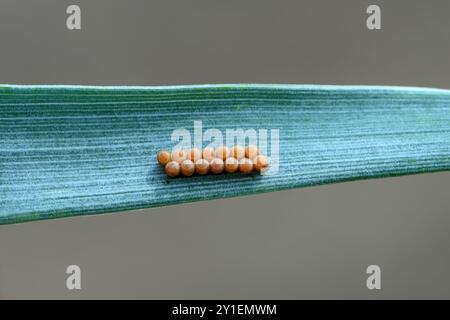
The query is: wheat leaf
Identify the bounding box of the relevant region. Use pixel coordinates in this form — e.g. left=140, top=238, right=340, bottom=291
left=1, top=84, right=449, bottom=224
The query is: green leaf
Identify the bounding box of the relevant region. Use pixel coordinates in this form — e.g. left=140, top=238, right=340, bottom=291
left=1, top=84, right=449, bottom=224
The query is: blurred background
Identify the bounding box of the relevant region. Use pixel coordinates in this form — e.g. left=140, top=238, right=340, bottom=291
left=0, top=0, right=449, bottom=299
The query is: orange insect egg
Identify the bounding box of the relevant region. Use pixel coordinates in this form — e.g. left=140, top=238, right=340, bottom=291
left=195, top=159, right=210, bottom=175
left=165, top=161, right=180, bottom=177
left=215, top=145, right=230, bottom=160
left=202, top=147, right=216, bottom=162
left=253, top=155, right=269, bottom=171
left=188, top=148, right=202, bottom=162
left=239, top=158, right=253, bottom=174
left=157, top=150, right=171, bottom=166
left=171, top=149, right=188, bottom=163
left=180, top=159, right=195, bottom=176
left=245, top=144, right=259, bottom=159
left=231, top=145, right=245, bottom=160
left=224, top=157, right=239, bottom=173
left=210, top=158, right=224, bottom=174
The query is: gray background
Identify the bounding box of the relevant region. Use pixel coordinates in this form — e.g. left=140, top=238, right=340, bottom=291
left=0, top=0, right=449, bottom=299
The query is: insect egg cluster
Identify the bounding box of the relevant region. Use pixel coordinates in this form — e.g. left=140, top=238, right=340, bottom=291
left=157, top=145, right=269, bottom=177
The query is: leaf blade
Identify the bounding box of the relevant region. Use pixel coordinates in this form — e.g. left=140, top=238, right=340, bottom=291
left=1, top=84, right=449, bottom=224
